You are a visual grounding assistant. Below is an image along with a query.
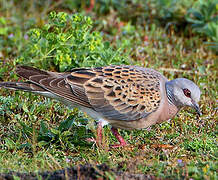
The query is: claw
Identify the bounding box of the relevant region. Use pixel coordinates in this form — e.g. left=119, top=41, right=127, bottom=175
left=86, top=122, right=104, bottom=148
left=110, top=127, right=128, bottom=148
left=87, top=124, right=128, bottom=148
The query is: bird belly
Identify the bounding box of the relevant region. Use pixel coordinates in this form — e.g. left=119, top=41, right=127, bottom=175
left=36, top=92, right=110, bottom=126
left=107, top=115, right=158, bottom=130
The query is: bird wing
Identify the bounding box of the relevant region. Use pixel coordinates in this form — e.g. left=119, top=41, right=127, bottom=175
left=2, top=65, right=162, bottom=121
left=66, top=65, right=162, bottom=121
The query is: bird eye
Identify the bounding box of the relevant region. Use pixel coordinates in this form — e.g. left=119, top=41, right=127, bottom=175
left=183, top=88, right=191, bottom=98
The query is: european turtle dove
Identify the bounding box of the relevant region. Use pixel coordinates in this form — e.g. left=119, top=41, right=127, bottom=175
left=0, top=65, right=201, bottom=147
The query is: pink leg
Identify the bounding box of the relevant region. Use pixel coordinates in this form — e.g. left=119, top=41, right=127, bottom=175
left=86, top=122, right=103, bottom=147
left=96, top=122, right=103, bottom=146
left=111, top=127, right=127, bottom=148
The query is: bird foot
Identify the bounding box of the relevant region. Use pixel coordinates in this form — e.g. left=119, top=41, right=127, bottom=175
left=86, top=137, right=96, bottom=143
left=86, top=137, right=105, bottom=148
left=87, top=125, right=128, bottom=149
left=110, top=127, right=128, bottom=148
left=86, top=122, right=104, bottom=147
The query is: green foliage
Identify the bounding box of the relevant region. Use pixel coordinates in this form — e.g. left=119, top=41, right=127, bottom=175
left=94, top=0, right=218, bottom=43
left=0, top=17, right=25, bottom=58
left=17, top=12, right=129, bottom=71
left=0, top=17, right=8, bottom=35
left=0, top=94, right=24, bottom=122
left=16, top=114, right=91, bottom=151
left=94, top=0, right=126, bottom=14
left=183, top=136, right=217, bottom=153
left=186, top=0, right=218, bottom=42
left=0, top=96, right=14, bottom=117
left=155, top=0, right=195, bottom=21
left=187, top=161, right=217, bottom=179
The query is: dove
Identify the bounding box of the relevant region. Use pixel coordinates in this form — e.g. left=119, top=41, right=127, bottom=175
left=0, top=65, right=201, bottom=147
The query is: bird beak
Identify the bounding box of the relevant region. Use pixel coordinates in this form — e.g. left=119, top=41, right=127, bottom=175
left=191, top=99, right=202, bottom=116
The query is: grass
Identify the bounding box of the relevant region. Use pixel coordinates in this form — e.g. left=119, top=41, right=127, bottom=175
left=0, top=0, right=217, bottom=179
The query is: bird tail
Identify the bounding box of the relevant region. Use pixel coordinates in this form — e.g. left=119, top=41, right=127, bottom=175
left=0, top=66, right=91, bottom=107
left=0, top=65, right=51, bottom=93
left=15, top=65, right=53, bottom=80
left=0, top=81, right=46, bottom=92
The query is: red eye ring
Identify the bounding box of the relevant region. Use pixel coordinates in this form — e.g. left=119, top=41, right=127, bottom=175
left=183, top=88, right=191, bottom=98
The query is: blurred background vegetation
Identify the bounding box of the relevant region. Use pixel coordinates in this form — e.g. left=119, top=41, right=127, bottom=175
left=0, top=0, right=217, bottom=179
left=0, top=0, right=217, bottom=72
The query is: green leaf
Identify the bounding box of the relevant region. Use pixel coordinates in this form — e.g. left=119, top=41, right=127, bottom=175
left=50, top=128, right=60, bottom=135
left=0, top=27, right=8, bottom=35
left=19, top=121, right=33, bottom=136
left=0, top=17, right=6, bottom=25
left=39, top=121, right=49, bottom=134
left=22, top=103, right=29, bottom=113
left=58, top=115, right=75, bottom=132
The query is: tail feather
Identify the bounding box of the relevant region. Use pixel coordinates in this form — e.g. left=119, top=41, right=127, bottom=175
left=16, top=66, right=50, bottom=80
left=0, top=66, right=92, bottom=108
left=0, top=66, right=54, bottom=92
left=0, top=81, right=46, bottom=92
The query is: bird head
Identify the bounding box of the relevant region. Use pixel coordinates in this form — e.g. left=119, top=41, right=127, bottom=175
left=167, top=78, right=201, bottom=116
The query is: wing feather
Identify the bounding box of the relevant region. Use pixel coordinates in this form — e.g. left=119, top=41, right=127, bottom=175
left=12, top=65, right=162, bottom=121
left=67, top=65, right=162, bottom=121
